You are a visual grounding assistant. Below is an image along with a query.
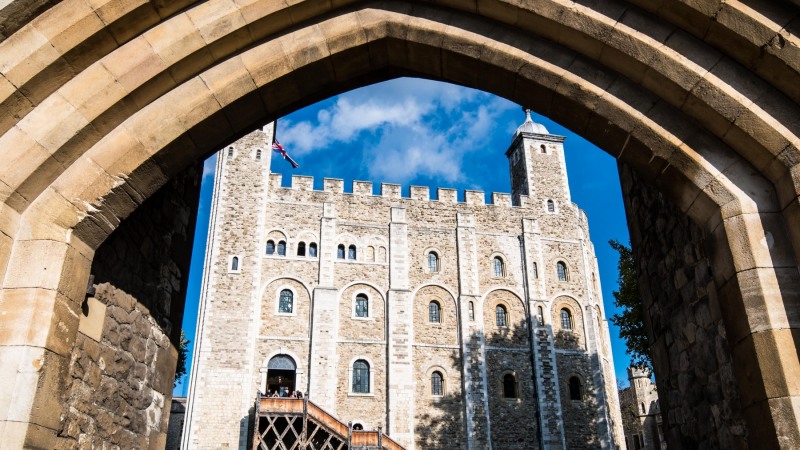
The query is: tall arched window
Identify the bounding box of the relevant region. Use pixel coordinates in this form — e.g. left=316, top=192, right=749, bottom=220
left=337, top=244, right=345, bottom=259
left=309, top=243, right=318, bottom=257
left=348, top=245, right=357, bottom=260
left=352, top=360, right=370, bottom=393
left=547, top=199, right=555, bottom=212
left=503, top=373, right=518, bottom=398
left=557, top=262, right=568, bottom=281
left=367, top=246, right=375, bottom=262
left=279, top=289, right=293, bottom=314
left=537, top=306, right=544, bottom=326
left=355, top=294, right=369, bottom=318
left=560, top=308, right=573, bottom=330
left=231, top=256, right=239, bottom=271
left=493, top=257, right=504, bottom=277
left=496, top=304, right=508, bottom=327
left=428, top=252, right=440, bottom=273
left=569, top=376, right=582, bottom=400
left=297, top=242, right=306, bottom=256
left=266, top=240, right=275, bottom=255
left=277, top=241, right=286, bottom=256
left=532, top=261, right=538, bottom=278
left=429, top=301, right=441, bottom=323
left=431, top=371, right=444, bottom=396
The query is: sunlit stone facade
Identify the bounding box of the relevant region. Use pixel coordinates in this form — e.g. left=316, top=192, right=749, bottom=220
left=183, top=114, right=624, bottom=449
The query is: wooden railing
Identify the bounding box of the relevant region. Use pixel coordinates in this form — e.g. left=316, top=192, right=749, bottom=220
left=255, top=395, right=405, bottom=450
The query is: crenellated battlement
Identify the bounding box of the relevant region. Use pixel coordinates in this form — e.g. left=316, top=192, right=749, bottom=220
left=268, top=173, right=532, bottom=208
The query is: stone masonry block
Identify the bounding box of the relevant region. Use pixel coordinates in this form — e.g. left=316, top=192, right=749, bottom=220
left=353, top=181, right=372, bottom=196
left=292, top=175, right=313, bottom=191
left=381, top=183, right=401, bottom=199
left=410, top=186, right=429, bottom=200
left=465, top=190, right=484, bottom=205
left=438, top=188, right=457, bottom=203
left=324, top=178, right=343, bottom=193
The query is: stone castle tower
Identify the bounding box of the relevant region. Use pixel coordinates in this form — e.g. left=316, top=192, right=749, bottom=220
left=182, top=113, right=624, bottom=449
left=619, top=368, right=665, bottom=450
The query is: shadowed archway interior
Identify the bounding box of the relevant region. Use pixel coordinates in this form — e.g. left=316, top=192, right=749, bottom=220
left=0, top=0, right=798, bottom=448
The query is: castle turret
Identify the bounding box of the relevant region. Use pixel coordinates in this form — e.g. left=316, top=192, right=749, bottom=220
left=506, top=109, right=571, bottom=209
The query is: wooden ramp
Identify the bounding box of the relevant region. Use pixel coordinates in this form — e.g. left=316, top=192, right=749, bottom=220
left=253, top=396, right=405, bottom=450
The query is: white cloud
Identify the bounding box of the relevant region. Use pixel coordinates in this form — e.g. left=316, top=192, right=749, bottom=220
left=277, top=78, right=518, bottom=183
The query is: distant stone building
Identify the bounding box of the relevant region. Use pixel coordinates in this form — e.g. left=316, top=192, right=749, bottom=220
left=166, top=397, right=187, bottom=450
left=182, top=111, right=624, bottom=449
left=618, top=367, right=665, bottom=450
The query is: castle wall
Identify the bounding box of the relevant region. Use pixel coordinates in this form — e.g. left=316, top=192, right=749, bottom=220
left=619, top=162, right=748, bottom=449
left=184, top=128, right=623, bottom=450
left=62, top=162, right=201, bottom=448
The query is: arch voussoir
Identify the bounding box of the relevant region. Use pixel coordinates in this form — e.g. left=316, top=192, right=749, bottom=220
left=0, top=1, right=799, bottom=448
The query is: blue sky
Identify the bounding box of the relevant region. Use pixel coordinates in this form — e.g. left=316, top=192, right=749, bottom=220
left=175, top=77, right=633, bottom=395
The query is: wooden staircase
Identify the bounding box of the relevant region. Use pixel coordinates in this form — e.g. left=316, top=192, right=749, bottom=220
left=253, top=396, right=405, bottom=450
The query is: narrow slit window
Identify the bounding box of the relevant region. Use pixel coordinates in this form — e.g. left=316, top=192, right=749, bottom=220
left=279, top=289, right=293, bottom=314
left=429, top=301, right=441, bottom=323
left=569, top=377, right=582, bottom=400
left=428, top=252, right=440, bottom=273
left=352, top=360, right=370, bottom=393
left=547, top=199, right=555, bottom=213
left=561, top=308, right=573, bottom=330
left=537, top=306, right=544, bottom=326
left=355, top=294, right=368, bottom=318
left=493, top=257, right=504, bottom=277
left=496, top=304, right=508, bottom=327
left=256, top=149, right=262, bottom=159
left=431, top=372, right=443, bottom=396
left=532, top=262, right=538, bottom=278
left=503, top=374, right=517, bottom=398
left=557, top=262, right=568, bottom=281
left=231, top=256, right=239, bottom=271
left=469, top=301, right=475, bottom=321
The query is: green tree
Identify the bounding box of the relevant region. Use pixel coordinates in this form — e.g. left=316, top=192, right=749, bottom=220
left=175, top=330, right=190, bottom=387
left=609, top=240, right=651, bottom=371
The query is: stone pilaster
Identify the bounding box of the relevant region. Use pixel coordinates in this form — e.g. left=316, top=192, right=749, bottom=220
left=387, top=207, right=415, bottom=447
left=457, top=211, right=490, bottom=450
left=308, top=286, right=340, bottom=411
left=522, top=218, right=565, bottom=449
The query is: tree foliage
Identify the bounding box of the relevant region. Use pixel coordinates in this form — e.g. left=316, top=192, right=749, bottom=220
left=608, top=240, right=651, bottom=372
left=175, top=330, right=190, bottom=387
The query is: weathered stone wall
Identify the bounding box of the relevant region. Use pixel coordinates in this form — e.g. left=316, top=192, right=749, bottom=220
left=556, top=353, right=600, bottom=449
left=186, top=129, right=623, bottom=449
left=60, top=162, right=201, bottom=449
left=619, top=162, right=748, bottom=449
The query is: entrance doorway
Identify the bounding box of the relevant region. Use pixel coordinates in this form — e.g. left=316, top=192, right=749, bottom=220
left=267, top=354, right=297, bottom=397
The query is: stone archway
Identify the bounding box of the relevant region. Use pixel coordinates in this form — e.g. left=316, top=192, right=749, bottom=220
left=0, top=1, right=798, bottom=448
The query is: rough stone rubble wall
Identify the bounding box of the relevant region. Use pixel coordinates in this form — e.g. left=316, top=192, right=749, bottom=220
left=59, top=162, right=201, bottom=449
left=619, top=162, right=748, bottom=449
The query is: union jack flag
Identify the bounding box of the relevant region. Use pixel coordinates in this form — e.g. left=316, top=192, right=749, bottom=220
left=272, top=138, right=299, bottom=169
